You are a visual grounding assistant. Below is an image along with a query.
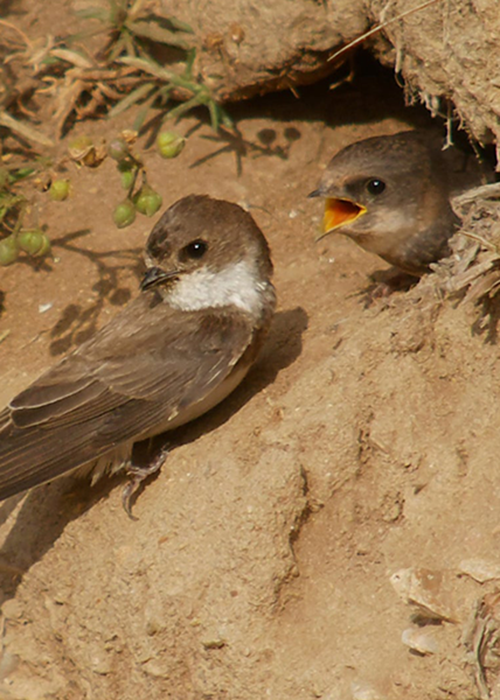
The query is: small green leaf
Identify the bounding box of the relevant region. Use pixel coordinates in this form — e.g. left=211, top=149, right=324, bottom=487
left=184, top=48, right=196, bottom=79
left=75, top=7, right=110, bottom=21
left=119, top=55, right=173, bottom=80
left=208, top=101, right=220, bottom=131
left=0, top=193, right=24, bottom=211
left=168, top=95, right=204, bottom=119
left=220, top=107, right=234, bottom=128
left=132, top=92, right=161, bottom=132
left=50, top=47, right=94, bottom=69
left=41, top=56, right=66, bottom=66
left=9, top=167, right=35, bottom=183
left=165, top=16, right=194, bottom=33
left=108, top=82, right=156, bottom=119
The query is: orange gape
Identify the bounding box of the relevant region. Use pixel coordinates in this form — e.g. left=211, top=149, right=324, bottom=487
left=324, top=198, right=366, bottom=233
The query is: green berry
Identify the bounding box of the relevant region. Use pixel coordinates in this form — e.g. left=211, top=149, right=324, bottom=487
left=49, top=179, right=70, bottom=201
left=0, top=236, right=19, bottom=266
left=108, top=137, right=130, bottom=163
left=18, top=230, right=51, bottom=257
left=156, top=131, right=185, bottom=159
left=120, top=168, right=135, bottom=190
left=113, top=200, right=136, bottom=228
left=133, top=185, right=162, bottom=217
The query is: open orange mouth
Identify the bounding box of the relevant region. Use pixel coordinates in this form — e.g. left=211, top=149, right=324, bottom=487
left=323, top=197, right=366, bottom=233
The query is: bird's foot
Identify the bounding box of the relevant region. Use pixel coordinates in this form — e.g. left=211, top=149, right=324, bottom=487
left=122, top=445, right=170, bottom=519
left=363, top=269, right=419, bottom=307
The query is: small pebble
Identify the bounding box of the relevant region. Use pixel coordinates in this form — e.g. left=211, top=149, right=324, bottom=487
left=351, top=680, right=387, bottom=700
left=390, top=567, right=455, bottom=622
left=39, top=302, right=53, bottom=314
left=401, top=626, right=439, bottom=655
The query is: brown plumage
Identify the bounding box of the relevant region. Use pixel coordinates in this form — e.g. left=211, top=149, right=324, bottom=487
left=310, top=130, right=489, bottom=276
left=0, top=195, right=276, bottom=512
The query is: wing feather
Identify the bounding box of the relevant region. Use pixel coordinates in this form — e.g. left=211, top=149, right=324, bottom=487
left=0, top=293, right=253, bottom=499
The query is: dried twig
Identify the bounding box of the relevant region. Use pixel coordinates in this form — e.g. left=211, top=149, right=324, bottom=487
left=327, top=0, right=440, bottom=63
left=0, top=111, right=54, bottom=147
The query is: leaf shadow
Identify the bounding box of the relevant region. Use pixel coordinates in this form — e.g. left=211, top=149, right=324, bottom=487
left=48, top=228, right=144, bottom=355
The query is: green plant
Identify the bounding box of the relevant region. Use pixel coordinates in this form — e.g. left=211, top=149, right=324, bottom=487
left=76, top=0, right=192, bottom=62
left=113, top=50, right=232, bottom=132
left=0, top=22, right=55, bottom=148
left=69, top=131, right=167, bottom=229
left=1, top=2, right=231, bottom=148
left=66, top=0, right=231, bottom=132
left=0, top=164, right=52, bottom=266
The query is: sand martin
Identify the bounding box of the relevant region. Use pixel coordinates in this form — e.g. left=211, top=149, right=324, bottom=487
left=310, top=130, right=487, bottom=277
left=0, top=195, right=276, bottom=515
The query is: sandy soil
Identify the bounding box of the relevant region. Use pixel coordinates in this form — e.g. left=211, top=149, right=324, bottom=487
left=2, top=5, right=500, bottom=700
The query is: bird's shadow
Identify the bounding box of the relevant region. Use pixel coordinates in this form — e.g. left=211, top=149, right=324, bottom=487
left=0, top=306, right=308, bottom=598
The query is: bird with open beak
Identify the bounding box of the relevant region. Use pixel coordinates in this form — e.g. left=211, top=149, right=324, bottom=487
left=0, top=195, right=276, bottom=516
left=310, top=130, right=486, bottom=277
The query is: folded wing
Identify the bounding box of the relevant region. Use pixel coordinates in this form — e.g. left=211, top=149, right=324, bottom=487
left=0, top=294, right=253, bottom=498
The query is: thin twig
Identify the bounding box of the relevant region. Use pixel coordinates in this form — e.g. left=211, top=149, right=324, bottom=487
left=460, top=230, right=500, bottom=255
left=327, top=0, right=440, bottom=63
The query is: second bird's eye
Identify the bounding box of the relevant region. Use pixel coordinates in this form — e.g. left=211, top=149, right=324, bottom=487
left=366, top=179, right=386, bottom=195
left=183, top=239, right=208, bottom=259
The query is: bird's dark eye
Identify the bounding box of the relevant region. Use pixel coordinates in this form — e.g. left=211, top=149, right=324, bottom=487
left=366, top=179, right=386, bottom=195
left=182, top=239, right=208, bottom=260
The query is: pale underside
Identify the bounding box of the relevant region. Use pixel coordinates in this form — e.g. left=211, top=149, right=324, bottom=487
left=0, top=259, right=275, bottom=498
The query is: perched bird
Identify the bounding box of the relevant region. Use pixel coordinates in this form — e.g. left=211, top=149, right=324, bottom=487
left=0, top=195, right=276, bottom=515
left=310, top=130, right=488, bottom=277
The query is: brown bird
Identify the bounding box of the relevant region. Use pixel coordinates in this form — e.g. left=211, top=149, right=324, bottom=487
left=0, top=195, right=276, bottom=515
left=310, top=130, right=487, bottom=277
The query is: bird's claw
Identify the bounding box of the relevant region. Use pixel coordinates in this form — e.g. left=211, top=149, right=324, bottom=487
left=121, top=446, right=170, bottom=519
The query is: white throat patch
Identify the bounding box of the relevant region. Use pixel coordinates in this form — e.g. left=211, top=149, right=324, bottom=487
left=167, top=260, right=266, bottom=316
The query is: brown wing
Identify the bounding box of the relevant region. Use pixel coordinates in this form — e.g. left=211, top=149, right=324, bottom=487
left=0, top=293, right=254, bottom=499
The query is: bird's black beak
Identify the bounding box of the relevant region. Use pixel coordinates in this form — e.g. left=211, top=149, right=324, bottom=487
left=140, top=266, right=179, bottom=291
left=308, top=188, right=322, bottom=199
